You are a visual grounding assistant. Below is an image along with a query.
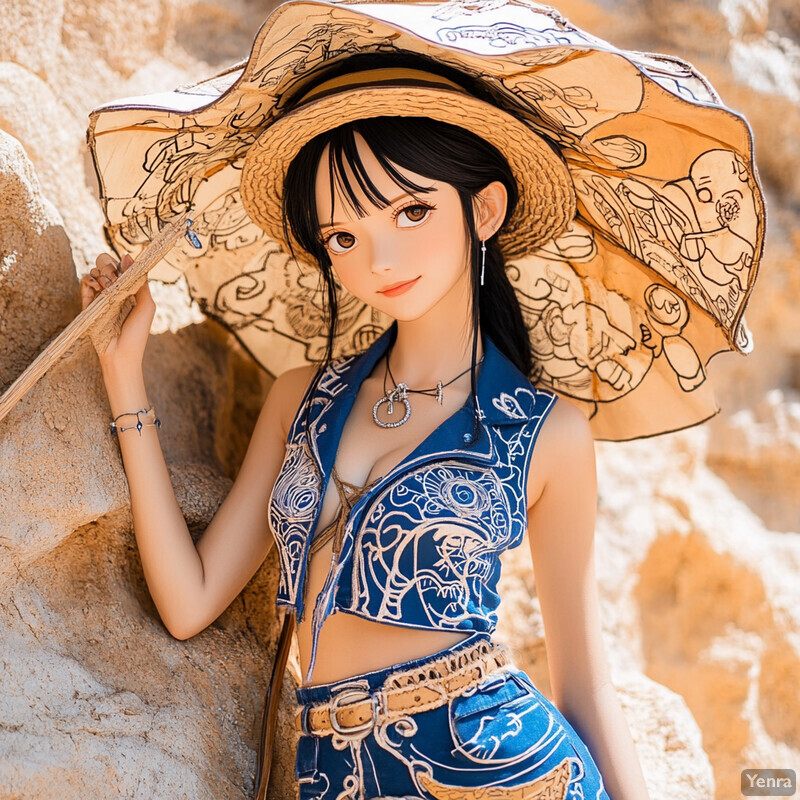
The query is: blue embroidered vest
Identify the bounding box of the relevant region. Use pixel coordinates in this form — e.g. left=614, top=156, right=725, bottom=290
left=268, top=325, right=558, bottom=681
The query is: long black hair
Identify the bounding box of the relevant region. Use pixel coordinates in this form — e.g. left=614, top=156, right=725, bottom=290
left=281, top=114, right=532, bottom=441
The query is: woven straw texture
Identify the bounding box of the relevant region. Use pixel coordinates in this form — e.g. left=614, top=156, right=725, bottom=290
left=240, top=87, right=576, bottom=261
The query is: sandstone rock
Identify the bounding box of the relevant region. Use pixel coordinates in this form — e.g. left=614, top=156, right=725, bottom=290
left=0, top=317, right=289, bottom=797
left=0, top=64, right=107, bottom=269
left=707, top=388, right=800, bottom=531
left=0, top=512, right=293, bottom=800
left=0, top=130, right=78, bottom=389
left=0, top=0, right=65, bottom=78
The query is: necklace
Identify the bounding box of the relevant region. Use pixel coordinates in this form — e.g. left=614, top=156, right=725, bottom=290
left=372, top=352, right=484, bottom=429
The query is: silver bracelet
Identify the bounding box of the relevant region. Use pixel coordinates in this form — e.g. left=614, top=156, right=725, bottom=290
left=109, top=405, right=161, bottom=437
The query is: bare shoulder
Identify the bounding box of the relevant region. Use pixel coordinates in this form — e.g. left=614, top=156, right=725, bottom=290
left=527, top=395, right=596, bottom=507
left=538, top=395, right=594, bottom=452
left=269, top=364, right=319, bottom=438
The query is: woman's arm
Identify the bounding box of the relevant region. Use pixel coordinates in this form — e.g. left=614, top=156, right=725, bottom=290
left=526, top=399, right=651, bottom=800
left=103, top=361, right=313, bottom=640
left=185, top=364, right=315, bottom=638
left=83, top=253, right=314, bottom=640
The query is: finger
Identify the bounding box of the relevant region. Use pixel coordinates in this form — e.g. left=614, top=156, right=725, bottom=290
left=120, top=253, right=134, bottom=272
left=95, top=253, right=119, bottom=272
left=80, top=276, right=106, bottom=308
left=80, top=275, right=100, bottom=309
left=95, top=254, right=126, bottom=285
left=90, top=267, right=114, bottom=289
left=84, top=274, right=104, bottom=292
left=95, top=261, right=120, bottom=282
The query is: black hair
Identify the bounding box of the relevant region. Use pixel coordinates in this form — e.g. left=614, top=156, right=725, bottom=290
left=281, top=114, right=532, bottom=441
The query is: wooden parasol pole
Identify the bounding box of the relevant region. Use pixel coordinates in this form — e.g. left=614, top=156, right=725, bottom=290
left=0, top=215, right=191, bottom=426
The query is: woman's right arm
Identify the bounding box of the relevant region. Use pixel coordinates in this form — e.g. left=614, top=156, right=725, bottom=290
left=84, top=253, right=315, bottom=640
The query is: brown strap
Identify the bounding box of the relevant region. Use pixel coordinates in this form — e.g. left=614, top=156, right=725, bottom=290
left=309, top=467, right=371, bottom=557
left=295, top=645, right=510, bottom=736
left=254, top=611, right=295, bottom=800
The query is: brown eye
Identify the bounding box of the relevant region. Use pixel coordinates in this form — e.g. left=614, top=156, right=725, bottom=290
left=397, top=205, right=431, bottom=227
left=327, top=231, right=356, bottom=254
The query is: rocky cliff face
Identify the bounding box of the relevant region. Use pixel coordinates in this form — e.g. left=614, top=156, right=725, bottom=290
left=0, top=2, right=797, bottom=799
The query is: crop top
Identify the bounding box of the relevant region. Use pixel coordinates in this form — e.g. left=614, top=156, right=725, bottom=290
left=268, top=324, right=558, bottom=682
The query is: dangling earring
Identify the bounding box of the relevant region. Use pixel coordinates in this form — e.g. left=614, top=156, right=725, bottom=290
left=480, top=240, right=486, bottom=287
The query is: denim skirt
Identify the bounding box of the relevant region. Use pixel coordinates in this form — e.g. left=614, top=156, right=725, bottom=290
left=294, top=632, right=610, bottom=800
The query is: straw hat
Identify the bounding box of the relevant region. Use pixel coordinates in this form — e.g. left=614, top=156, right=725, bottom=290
left=239, top=66, right=576, bottom=261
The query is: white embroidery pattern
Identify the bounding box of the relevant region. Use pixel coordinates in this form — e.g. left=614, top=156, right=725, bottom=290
left=269, top=354, right=557, bottom=632
left=268, top=440, right=320, bottom=603
left=349, top=462, right=526, bottom=630
left=270, top=354, right=355, bottom=604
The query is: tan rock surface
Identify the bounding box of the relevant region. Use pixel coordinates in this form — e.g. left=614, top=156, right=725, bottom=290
left=0, top=131, right=79, bottom=391
left=1, top=1, right=798, bottom=799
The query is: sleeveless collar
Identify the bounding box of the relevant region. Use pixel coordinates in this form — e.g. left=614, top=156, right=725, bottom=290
left=306, top=323, right=549, bottom=489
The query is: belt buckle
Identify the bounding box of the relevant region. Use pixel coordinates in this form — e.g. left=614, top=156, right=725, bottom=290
left=329, top=683, right=377, bottom=738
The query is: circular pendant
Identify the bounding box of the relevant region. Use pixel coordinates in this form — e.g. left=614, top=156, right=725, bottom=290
left=372, top=384, right=412, bottom=428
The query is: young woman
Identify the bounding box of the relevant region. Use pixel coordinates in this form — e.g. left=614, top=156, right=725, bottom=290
left=82, top=64, right=651, bottom=800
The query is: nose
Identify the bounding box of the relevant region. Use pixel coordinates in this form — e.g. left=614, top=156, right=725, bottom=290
left=368, top=233, right=398, bottom=275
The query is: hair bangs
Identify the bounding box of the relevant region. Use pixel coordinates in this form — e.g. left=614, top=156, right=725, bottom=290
left=323, top=124, right=435, bottom=224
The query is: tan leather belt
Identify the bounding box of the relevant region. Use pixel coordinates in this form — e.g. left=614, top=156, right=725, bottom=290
left=295, top=639, right=511, bottom=738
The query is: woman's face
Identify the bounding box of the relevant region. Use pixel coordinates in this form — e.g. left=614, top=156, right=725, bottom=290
left=314, top=133, right=472, bottom=322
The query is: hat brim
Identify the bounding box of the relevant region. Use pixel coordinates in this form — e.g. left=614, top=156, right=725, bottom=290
left=240, top=85, right=576, bottom=262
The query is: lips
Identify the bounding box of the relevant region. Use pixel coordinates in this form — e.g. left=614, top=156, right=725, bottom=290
left=378, top=276, right=421, bottom=297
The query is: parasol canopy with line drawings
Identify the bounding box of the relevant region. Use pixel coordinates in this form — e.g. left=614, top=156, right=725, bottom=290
left=85, top=0, right=766, bottom=441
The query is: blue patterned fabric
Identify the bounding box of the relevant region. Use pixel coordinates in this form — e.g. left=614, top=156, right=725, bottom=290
left=294, top=633, right=611, bottom=800
left=269, top=324, right=558, bottom=683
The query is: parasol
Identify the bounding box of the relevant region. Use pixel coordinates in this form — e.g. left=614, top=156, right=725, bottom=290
left=85, top=0, right=766, bottom=440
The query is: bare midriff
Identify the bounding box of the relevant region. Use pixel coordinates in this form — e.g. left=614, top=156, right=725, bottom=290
left=297, top=533, right=470, bottom=686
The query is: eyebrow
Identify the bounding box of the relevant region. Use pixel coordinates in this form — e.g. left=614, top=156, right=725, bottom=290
left=319, top=191, right=429, bottom=231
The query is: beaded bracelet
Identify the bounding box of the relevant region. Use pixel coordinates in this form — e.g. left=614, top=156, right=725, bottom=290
left=109, top=405, right=162, bottom=437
